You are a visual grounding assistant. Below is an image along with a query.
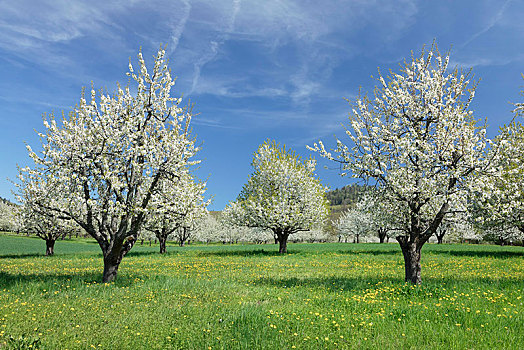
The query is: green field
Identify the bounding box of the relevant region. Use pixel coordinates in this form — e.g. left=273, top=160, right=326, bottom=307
left=0, top=234, right=522, bottom=349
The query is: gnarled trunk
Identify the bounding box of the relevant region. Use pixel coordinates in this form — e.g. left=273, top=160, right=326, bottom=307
left=397, top=237, right=422, bottom=284
left=378, top=228, right=388, bottom=244
left=159, top=235, right=167, bottom=253
left=274, top=229, right=290, bottom=254
left=45, top=239, right=55, bottom=256
left=278, top=236, right=288, bottom=254
left=102, top=252, right=122, bottom=283
left=101, top=236, right=136, bottom=283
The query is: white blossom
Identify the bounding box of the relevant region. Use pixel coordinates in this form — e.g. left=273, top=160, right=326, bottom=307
left=224, top=140, right=329, bottom=253
left=18, top=47, right=201, bottom=282
left=309, top=43, right=489, bottom=283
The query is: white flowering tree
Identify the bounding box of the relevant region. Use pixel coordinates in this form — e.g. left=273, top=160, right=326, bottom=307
left=0, top=198, right=19, bottom=233
left=441, top=216, right=480, bottom=244
left=144, top=171, right=209, bottom=252
left=191, top=214, right=262, bottom=244
left=310, top=44, right=488, bottom=283
left=224, top=140, right=329, bottom=253
left=237, top=226, right=273, bottom=244
left=358, top=191, right=404, bottom=243
left=192, top=214, right=224, bottom=243
left=16, top=173, right=73, bottom=255
left=334, top=204, right=372, bottom=243
left=20, top=48, right=200, bottom=282
left=480, top=224, right=523, bottom=245
left=293, top=229, right=330, bottom=243
left=472, top=83, right=524, bottom=236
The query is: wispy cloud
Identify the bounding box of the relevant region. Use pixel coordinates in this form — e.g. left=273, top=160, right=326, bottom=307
left=0, top=95, right=70, bottom=110
left=461, top=0, right=512, bottom=48
left=0, top=0, right=134, bottom=80
left=169, top=0, right=192, bottom=55
left=176, top=0, right=419, bottom=107
left=451, top=53, right=524, bottom=68
left=187, top=0, right=242, bottom=94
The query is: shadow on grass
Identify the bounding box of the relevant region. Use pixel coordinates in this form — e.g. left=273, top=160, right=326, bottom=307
left=0, top=270, right=138, bottom=288
left=196, top=248, right=297, bottom=257
left=0, top=253, right=48, bottom=259
left=124, top=249, right=180, bottom=257
left=0, top=247, right=181, bottom=260
left=334, top=249, right=401, bottom=256
left=254, top=275, right=400, bottom=291
left=253, top=274, right=523, bottom=295
left=427, top=249, right=523, bottom=259
left=196, top=246, right=405, bottom=258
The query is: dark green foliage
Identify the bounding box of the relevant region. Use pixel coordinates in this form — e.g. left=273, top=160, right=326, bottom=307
left=325, top=184, right=368, bottom=207
left=0, top=196, right=16, bottom=206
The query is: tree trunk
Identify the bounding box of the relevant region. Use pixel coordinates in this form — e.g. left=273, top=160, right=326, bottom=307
left=102, top=245, right=123, bottom=283
left=397, top=237, right=422, bottom=284
left=274, top=230, right=289, bottom=254
left=436, top=234, right=444, bottom=244
left=101, top=236, right=136, bottom=283
left=378, top=229, right=387, bottom=243
left=45, top=239, right=55, bottom=256
left=159, top=236, right=167, bottom=253
left=179, top=240, right=185, bottom=247
left=102, top=255, right=121, bottom=283
left=278, top=236, right=288, bottom=254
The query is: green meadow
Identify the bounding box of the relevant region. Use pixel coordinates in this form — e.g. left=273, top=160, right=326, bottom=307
left=0, top=234, right=522, bottom=349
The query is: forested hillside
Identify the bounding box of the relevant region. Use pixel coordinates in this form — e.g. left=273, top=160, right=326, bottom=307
left=325, top=184, right=368, bottom=207
left=0, top=196, right=15, bottom=206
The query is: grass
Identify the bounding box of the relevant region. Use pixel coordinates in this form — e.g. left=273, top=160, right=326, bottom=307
left=0, top=234, right=522, bottom=349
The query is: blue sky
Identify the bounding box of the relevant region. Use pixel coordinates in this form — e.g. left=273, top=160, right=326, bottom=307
left=0, top=0, right=523, bottom=210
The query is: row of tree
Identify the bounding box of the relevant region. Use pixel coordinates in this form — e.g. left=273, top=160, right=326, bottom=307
left=332, top=191, right=524, bottom=245
left=11, top=42, right=524, bottom=285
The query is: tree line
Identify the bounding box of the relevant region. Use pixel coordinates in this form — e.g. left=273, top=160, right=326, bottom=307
left=6, top=43, right=524, bottom=285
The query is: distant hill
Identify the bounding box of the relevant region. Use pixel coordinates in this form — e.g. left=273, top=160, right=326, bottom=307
left=325, top=184, right=368, bottom=207
left=0, top=196, right=16, bottom=207
left=210, top=185, right=368, bottom=232
left=324, top=184, right=369, bottom=233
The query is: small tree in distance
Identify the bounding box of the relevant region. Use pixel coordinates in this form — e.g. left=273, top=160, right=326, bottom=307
left=0, top=198, right=20, bottom=233
left=334, top=203, right=372, bottom=243
left=471, top=81, right=524, bottom=237
left=359, top=192, right=403, bottom=243
left=310, top=43, right=489, bottom=283
left=17, top=174, right=72, bottom=256
left=144, top=171, right=209, bottom=253
left=224, top=140, right=329, bottom=253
